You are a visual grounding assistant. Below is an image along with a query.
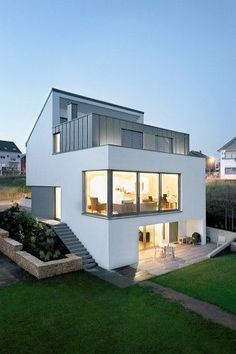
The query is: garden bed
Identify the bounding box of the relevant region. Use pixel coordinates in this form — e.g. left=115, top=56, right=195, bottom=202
left=0, top=228, right=82, bottom=279
left=0, top=204, right=68, bottom=262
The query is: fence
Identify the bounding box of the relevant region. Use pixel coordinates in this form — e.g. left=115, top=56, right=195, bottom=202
left=206, top=201, right=236, bottom=232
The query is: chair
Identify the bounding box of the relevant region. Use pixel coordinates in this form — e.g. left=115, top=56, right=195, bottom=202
left=90, top=197, right=106, bottom=213
left=217, top=235, right=226, bottom=247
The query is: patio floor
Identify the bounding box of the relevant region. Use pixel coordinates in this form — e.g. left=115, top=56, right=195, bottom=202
left=136, top=243, right=217, bottom=277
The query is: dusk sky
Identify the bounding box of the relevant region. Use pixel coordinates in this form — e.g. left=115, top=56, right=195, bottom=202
left=0, top=0, right=235, bottom=156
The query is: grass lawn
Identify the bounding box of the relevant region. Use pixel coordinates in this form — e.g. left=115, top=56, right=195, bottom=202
left=0, top=271, right=236, bottom=354
left=153, top=254, right=236, bottom=315
left=0, top=177, right=31, bottom=201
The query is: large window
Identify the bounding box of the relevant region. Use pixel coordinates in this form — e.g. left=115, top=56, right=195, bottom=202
left=161, top=174, right=179, bottom=210
left=122, top=129, right=143, bottom=149
left=225, top=167, right=236, bottom=175
left=83, top=170, right=180, bottom=217
left=225, top=152, right=236, bottom=159
left=140, top=173, right=159, bottom=212
left=85, top=171, right=107, bottom=215
left=156, top=136, right=173, bottom=153
left=112, top=171, right=137, bottom=215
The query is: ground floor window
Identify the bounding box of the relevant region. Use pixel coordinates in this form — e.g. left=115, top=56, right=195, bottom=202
left=225, top=167, right=236, bottom=175
left=83, top=170, right=180, bottom=217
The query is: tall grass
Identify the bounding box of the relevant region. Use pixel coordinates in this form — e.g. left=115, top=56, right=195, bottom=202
left=0, top=177, right=31, bottom=201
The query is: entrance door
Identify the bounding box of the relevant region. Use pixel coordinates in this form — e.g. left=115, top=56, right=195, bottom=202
left=55, top=187, right=61, bottom=220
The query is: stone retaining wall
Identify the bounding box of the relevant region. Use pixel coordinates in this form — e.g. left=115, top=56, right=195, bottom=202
left=0, top=228, right=82, bottom=279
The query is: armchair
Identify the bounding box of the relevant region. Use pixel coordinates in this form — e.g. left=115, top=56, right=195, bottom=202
left=90, top=197, right=107, bottom=213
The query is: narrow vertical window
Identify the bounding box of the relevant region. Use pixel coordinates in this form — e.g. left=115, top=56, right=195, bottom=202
left=139, top=173, right=159, bottom=212
left=53, top=133, right=61, bottom=153
left=112, top=171, right=137, bottom=215
left=85, top=171, right=108, bottom=216
left=160, top=174, right=179, bottom=210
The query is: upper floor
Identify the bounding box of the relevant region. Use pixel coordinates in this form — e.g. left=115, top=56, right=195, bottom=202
left=218, top=137, right=236, bottom=179
left=49, top=89, right=189, bottom=155
left=218, top=137, right=236, bottom=160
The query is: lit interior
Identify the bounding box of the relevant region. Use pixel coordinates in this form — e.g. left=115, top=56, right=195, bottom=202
left=113, top=171, right=137, bottom=214
left=53, top=133, right=61, bottom=153
left=161, top=174, right=179, bottom=210
left=84, top=170, right=179, bottom=216
left=140, top=173, right=159, bottom=212
left=85, top=171, right=107, bottom=215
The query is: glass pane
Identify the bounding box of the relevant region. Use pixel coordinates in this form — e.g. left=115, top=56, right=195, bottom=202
left=156, top=136, right=173, bottom=153
left=161, top=174, right=179, bottom=210
left=85, top=171, right=107, bottom=215
left=112, top=171, right=137, bottom=215
left=53, top=133, right=61, bottom=153
left=122, top=129, right=143, bottom=149
left=139, top=173, right=159, bottom=212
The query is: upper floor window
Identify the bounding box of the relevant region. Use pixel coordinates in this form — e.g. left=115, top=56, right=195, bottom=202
left=53, top=133, right=61, bottom=153
left=225, top=167, right=236, bottom=175
left=84, top=171, right=107, bottom=216
left=140, top=173, right=159, bottom=212
left=113, top=171, right=137, bottom=215
left=161, top=174, right=179, bottom=210
left=122, top=129, right=143, bottom=149
left=225, top=152, right=236, bottom=159
left=156, top=136, right=173, bottom=153
left=83, top=170, right=180, bottom=217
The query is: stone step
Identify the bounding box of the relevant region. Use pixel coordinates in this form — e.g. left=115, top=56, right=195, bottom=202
left=49, top=221, right=97, bottom=271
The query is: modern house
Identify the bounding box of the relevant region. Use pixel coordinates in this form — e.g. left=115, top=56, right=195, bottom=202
left=218, top=137, right=236, bottom=180
left=0, top=140, right=22, bottom=175
left=26, top=88, right=206, bottom=270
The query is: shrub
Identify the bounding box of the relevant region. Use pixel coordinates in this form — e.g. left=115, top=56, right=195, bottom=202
left=0, top=205, right=68, bottom=262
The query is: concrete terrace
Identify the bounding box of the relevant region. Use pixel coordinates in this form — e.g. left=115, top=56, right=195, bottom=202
left=136, top=243, right=216, bottom=277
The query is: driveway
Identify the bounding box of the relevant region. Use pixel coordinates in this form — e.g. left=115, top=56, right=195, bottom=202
left=0, top=251, right=32, bottom=288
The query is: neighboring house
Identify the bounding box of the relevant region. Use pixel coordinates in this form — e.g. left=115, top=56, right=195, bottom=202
left=26, top=88, right=206, bottom=270
left=21, top=154, right=26, bottom=174
left=0, top=140, right=22, bottom=175
left=218, top=137, right=236, bottom=180
left=190, top=150, right=219, bottom=178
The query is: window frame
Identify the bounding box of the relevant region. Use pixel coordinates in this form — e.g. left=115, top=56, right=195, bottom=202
left=82, top=169, right=181, bottom=218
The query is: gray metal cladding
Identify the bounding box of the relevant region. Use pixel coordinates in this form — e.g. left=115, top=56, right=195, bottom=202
left=53, top=113, right=189, bottom=155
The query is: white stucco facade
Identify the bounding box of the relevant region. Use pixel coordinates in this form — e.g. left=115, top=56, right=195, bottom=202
left=27, top=90, right=206, bottom=270
left=219, top=150, right=236, bottom=180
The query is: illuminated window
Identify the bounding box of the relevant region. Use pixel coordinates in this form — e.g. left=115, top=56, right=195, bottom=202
left=53, top=133, right=61, bottom=153
left=160, top=174, right=179, bottom=210
left=85, top=171, right=107, bottom=215
left=112, top=171, right=137, bottom=215
left=139, top=173, right=159, bottom=212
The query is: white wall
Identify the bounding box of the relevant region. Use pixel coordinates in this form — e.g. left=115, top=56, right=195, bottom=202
left=27, top=93, right=205, bottom=269
left=207, top=227, right=236, bottom=243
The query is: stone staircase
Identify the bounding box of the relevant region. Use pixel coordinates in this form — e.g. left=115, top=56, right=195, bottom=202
left=51, top=223, right=97, bottom=270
